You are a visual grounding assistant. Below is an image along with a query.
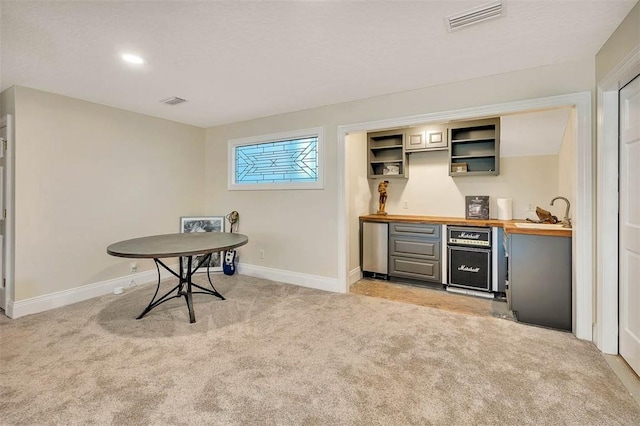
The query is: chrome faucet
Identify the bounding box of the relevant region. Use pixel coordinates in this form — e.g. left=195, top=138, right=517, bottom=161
left=550, top=196, right=572, bottom=228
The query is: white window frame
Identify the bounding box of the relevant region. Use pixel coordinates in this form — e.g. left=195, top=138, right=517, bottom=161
left=228, top=127, right=324, bottom=191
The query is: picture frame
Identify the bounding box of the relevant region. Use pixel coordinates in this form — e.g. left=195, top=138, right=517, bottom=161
left=465, top=196, right=490, bottom=220
left=180, top=216, right=225, bottom=272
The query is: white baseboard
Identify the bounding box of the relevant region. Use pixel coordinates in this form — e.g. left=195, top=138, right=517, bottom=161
left=7, top=264, right=178, bottom=319
left=349, top=267, right=361, bottom=286
left=238, top=263, right=343, bottom=293
left=4, top=263, right=342, bottom=319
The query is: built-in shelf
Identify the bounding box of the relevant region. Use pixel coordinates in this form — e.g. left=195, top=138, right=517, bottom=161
left=449, top=118, right=500, bottom=176
left=451, top=154, right=496, bottom=159
left=368, top=129, right=408, bottom=179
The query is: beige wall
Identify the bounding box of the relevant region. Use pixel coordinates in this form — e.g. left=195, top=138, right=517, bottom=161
left=1, top=86, right=15, bottom=116
left=8, top=86, right=205, bottom=300
left=367, top=153, right=560, bottom=220
left=205, top=119, right=339, bottom=277
left=205, top=58, right=595, bottom=283
left=346, top=132, right=370, bottom=277
left=557, top=108, right=576, bottom=216
left=596, top=1, right=640, bottom=82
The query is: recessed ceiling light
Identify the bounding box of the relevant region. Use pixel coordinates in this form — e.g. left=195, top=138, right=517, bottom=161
left=121, top=53, right=145, bottom=64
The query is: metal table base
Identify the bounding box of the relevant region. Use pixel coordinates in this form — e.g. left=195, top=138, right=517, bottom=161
left=137, top=253, right=224, bottom=323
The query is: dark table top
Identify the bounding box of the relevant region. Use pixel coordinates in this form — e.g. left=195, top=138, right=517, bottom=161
left=107, top=232, right=249, bottom=259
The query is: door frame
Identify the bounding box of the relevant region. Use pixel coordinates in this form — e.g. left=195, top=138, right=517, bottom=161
left=596, top=45, right=640, bottom=354
left=338, top=91, right=594, bottom=341
left=0, top=114, right=14, bottom=315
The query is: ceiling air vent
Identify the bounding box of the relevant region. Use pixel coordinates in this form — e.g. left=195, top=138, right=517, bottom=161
left=161, top=96, right=187, bottom=106
left=445, top=0, right=504, bottom=32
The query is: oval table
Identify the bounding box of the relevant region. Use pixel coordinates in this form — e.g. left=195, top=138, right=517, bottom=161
left=107, top=232, right=248, bottom=323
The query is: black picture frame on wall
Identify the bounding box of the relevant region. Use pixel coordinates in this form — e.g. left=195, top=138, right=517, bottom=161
left=465, top=196, right=489, bottom=220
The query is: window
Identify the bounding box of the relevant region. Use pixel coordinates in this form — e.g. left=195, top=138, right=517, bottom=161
left=228, top=127, right=323, bottom=190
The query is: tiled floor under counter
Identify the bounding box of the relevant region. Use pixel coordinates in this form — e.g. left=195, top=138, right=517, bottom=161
left=350, top=278, right=513, bottom=320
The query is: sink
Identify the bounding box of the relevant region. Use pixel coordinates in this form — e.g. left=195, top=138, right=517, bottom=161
left=514, top=223, right=566, bottom=230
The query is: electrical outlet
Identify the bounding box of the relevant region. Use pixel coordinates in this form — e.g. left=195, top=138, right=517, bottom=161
left=130, top=262, right=138, bottom=273
left=403, top=200, right=409, bottom=209
left=527, top=203, right=534, bottom=212
left=260, top=249, right=265, bottom=259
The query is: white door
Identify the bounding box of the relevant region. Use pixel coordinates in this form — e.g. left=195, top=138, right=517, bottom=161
left=0, top=121, right=5, bottom=309
left=619, top=74, right=640, bottom=375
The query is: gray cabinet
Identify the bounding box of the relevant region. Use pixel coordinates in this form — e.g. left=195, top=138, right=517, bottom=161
left=367, top=130, right=408, bottom=179
left=389, top=223, right=441, bottom=282
left=405, top=124, right=448, bottom=152
left=508, top=233, right=572, bottom=331
left=449, top=117, right=500, bottom=176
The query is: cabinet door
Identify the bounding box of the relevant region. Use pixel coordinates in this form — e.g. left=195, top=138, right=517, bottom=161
left=405, top=128, right=426, bottom=151
left=509, top=234, right=571, bottom=330
left=424, top=128, right=448, bottom=150
left=404, top=125, right=448, bottom=152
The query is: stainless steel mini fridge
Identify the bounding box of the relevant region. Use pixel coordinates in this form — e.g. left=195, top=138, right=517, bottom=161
left=362, top=222, right=388, bottom=277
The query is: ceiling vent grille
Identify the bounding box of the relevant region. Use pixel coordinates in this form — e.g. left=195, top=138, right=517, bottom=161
left=445, top=1, right=504, bottom=32
left=161, top=96, right=187, bottom=106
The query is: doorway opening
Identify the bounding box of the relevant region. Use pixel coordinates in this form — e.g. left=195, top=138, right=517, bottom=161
left=338, top=92, right=593, bottom=341
left=596, top=46, right=640, bottom=357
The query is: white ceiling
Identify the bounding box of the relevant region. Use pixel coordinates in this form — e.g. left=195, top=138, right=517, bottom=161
left=1, top=0, right=636, bottom=128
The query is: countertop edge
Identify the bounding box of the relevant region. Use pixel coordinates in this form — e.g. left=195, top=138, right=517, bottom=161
left=359, top=214, right=572, bottom=238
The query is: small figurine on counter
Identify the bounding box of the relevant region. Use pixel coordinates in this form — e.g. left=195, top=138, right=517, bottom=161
left=377, top=180, right=389, bottom=215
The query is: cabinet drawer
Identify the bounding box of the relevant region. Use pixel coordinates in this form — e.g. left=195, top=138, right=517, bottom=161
left=389, top=223, right=440, bottom=238
left=389, top=256, right=440, bottom=282
left=390, top=236, right=440, bottom=260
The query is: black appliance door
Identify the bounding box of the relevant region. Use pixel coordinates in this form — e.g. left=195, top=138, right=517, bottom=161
left=448, top=246, right=491, bottom=291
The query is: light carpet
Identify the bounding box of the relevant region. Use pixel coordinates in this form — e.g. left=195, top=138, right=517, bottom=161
left=1, top=274, right=638, bottom=425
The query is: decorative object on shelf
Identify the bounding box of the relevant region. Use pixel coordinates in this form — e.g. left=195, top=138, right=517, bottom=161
left=377, top=180, right=389, bottom=215
left=465, top=195, right=489, bottom=220
left=180, top=216, right=225, bottom=271
left=383, top=163, right=400, bottom=175
left=451, top=162, right=468, bottom=173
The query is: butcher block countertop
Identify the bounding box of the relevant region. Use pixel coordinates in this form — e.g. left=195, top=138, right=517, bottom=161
left=359, top=214, right=573, bottom=238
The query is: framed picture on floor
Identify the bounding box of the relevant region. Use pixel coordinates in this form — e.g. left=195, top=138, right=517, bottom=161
left=180, top=216, right=225, bottom=272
